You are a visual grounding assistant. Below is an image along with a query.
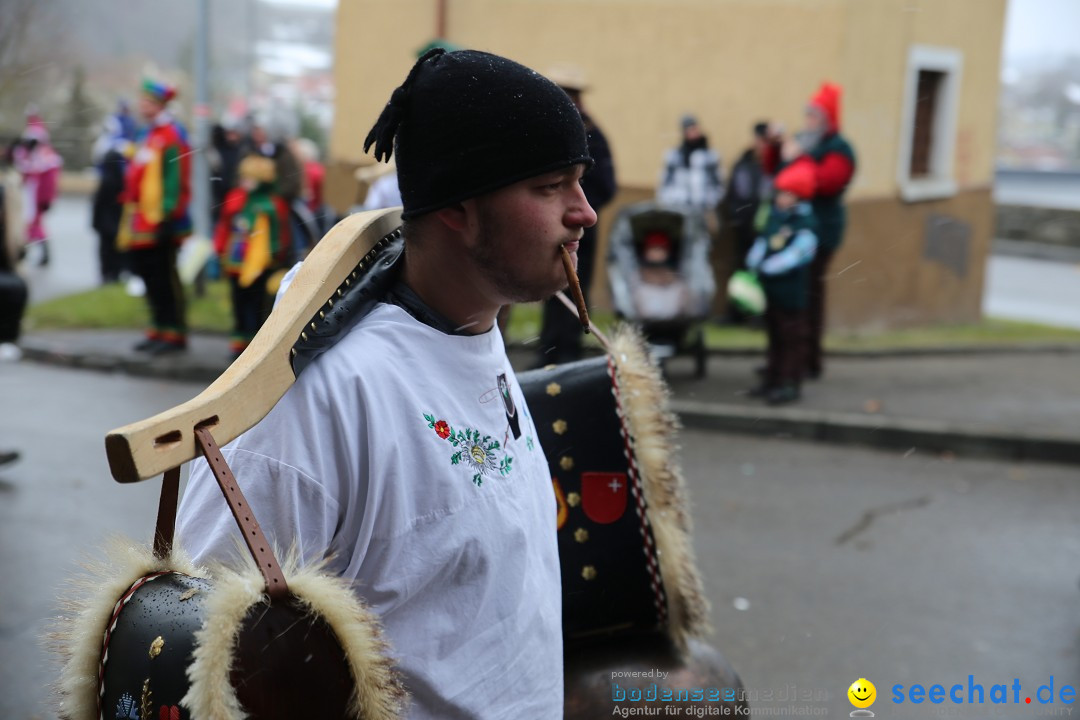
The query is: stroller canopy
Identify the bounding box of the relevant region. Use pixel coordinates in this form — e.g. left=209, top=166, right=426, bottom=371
left=607, top=201, right=716, bottom=322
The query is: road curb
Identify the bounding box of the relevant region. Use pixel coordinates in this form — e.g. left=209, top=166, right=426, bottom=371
left=19, top=344, right=224, bottom=384
left=702, top=344, right=1080, bottom=359
left=671, top=399, right=1080, bottom=466
left=501, top=342, right=1080, bottom=359
left=20, top=338, right=1080, bottom=467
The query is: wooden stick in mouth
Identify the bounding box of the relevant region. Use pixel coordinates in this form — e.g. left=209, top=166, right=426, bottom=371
left=560, top=244, right=591, bottom=334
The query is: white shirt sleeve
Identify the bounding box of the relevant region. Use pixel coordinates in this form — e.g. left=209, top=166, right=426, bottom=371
left=176, top=356, right=364, bottom=574
left=177, top=447, right=341, bottom=569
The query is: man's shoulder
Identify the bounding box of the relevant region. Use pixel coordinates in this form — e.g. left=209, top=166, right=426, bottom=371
left=315, top=303, right=406, bottom=361
left=280, top=305, right=413, bottom=415
left=315, top=303, right=451, bottom=376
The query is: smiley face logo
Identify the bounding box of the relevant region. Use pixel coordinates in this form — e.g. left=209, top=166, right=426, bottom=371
left=848, top=678, right=876, bottom=709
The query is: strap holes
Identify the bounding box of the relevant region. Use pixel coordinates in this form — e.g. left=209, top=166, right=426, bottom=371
left=194, top=415, right=219, bottom=431
left=153, top=430, right=182, bottom=448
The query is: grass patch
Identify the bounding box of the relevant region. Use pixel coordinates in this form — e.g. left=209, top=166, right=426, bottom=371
left=26, top=284, right=1080, bottom=351
left=25, top=281, right=233, bottom=334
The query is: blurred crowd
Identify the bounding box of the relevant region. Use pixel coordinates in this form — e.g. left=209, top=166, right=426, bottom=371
left=0, top=64, right=856, bottom=406
left=1, top=77, right=333, bottom=361
left=634, top=83, right=856, bottom=404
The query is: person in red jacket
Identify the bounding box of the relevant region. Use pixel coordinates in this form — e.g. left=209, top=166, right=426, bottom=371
left=214, top=155, right=291, bottom=359
left=773, top=82, right=856, bottom=379
left=119, top=79, right=193, bottom=355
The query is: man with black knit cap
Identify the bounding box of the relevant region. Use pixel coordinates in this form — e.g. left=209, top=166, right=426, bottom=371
left=177, top=48, right=597, bottom=718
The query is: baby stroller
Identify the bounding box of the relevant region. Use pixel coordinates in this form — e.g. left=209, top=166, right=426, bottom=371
left=607, top=201, right=715, bottom=377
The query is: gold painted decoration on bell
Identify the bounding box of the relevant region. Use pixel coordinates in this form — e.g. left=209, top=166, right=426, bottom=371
left=546, top=382, right=562, bottom=397
left=140, top=678, right=153, bottom=720
left=581, top=565, right=597, bottom=581
left=560, top=456, right=575, bottom=471
left=574, top=528, right=589, bottom=543
left=567, top=492, right=581, bottom=507
left=149, top=636, right=165, bottom=659
left=552, top=419, right=568, bottom=435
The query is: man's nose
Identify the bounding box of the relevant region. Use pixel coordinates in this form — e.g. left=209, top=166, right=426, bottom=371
left=567, top=181, right=598, bottom=229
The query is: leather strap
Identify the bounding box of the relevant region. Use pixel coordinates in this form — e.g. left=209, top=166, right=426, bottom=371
left=194, top=427, right=289, bottom=599
left=152, top=466, right=181, bottom=559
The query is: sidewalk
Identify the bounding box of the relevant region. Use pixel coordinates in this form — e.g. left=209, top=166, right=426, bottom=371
left=662, top=352, right=1080, bottom=465
left=17, top=329, right=1080, bottom=466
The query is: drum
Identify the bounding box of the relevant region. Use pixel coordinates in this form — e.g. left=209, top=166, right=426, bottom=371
left=521, top=326, right=747, bottom=716
left=56, top=433, right=406, bottom=720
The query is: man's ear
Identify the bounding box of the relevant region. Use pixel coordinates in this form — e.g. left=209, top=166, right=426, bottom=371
left=433, top=202, right=469, bottom=233
left=434, top=200, right=483, bottom=248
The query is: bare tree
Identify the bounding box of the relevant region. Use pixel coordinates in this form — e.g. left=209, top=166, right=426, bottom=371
left=0, top=0, right=69, bottom=137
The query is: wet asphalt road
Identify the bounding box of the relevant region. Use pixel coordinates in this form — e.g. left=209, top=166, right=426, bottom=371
left=2, top=362, right=1078, bottom=719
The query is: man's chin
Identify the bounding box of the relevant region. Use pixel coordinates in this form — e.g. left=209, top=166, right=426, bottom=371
left=507, top=281, right=569, bottom=305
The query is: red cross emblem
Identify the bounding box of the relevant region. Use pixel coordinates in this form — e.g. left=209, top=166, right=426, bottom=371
left=581, top=471, right=628, bottom=524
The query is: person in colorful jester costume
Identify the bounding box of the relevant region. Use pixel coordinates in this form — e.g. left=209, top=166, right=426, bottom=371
left=119, top=79, right=193, bottom=355
left=214, top=155, right=292, bottom=358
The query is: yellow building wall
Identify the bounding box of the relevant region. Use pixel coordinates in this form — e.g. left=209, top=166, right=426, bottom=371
left=332, top=0, right=1003, bottom=196
left=839, top=0, right=1005, bottom=197
left=330, top=0, right=1006, bottom=330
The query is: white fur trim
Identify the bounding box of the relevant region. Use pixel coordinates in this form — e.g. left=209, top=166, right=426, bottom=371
left=183, top=549, right=406, bottom=719
left=50, top=537, right=205, bottom=720
left=609, top=325, right=712, bottom=647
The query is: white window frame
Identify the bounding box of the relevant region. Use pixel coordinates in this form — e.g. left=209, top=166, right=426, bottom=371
left=896, top=45, right=964, bottom=202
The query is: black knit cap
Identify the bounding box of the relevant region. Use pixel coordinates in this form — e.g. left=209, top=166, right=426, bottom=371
left=364, top=48, right=594, bottom=219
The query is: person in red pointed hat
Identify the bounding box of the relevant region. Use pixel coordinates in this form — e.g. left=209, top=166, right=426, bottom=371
left=774, top=81, right=857, bottom=380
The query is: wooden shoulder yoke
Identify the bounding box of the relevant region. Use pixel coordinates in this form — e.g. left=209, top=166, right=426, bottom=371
left=105, top=208, right=403, bottom=483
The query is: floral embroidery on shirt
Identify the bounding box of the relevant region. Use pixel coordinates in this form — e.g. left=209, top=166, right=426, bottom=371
left=424, top=413, right=514, bottom=487
left=434, top=419, right=451, bottom=439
